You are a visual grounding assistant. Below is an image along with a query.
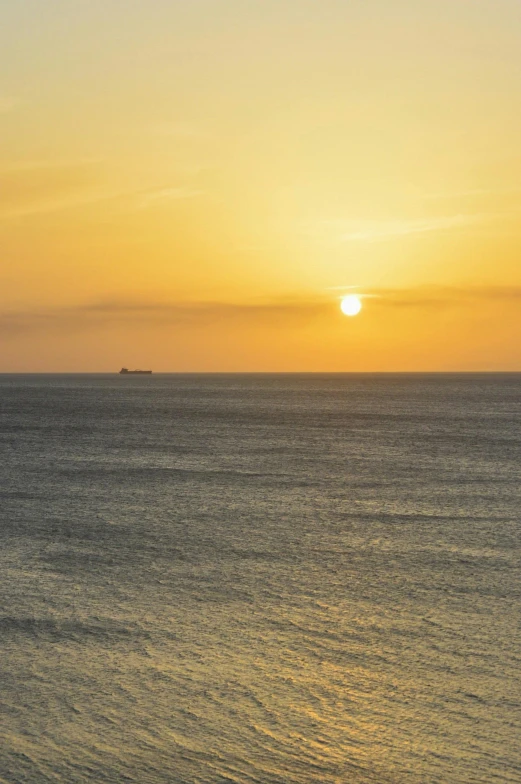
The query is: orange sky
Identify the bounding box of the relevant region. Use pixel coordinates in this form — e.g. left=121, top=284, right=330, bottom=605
left=1, top=0, right=521, bottom=371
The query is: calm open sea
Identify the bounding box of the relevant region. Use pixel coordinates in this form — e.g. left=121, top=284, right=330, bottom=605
left=1, top=373, right=520, bottom=783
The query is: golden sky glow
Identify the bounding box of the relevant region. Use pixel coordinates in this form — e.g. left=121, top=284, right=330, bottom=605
left=1, top=0, right=521, bottom=370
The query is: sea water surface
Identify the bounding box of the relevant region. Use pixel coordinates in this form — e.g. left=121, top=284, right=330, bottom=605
left=1, top=373, right=520, bottom=783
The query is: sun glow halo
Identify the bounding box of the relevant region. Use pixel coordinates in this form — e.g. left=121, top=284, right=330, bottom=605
left=340, top=295, right=362, bottom=317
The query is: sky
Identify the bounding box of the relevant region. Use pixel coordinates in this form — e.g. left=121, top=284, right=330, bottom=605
left=1, top=0, right=521, bottom=371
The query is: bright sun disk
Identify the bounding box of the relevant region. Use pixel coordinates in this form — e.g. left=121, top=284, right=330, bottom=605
left=340, top=294, right=362, bottom=317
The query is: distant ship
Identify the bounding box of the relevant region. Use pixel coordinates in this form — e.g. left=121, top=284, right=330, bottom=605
left=119, top=368, right=152, bottom=374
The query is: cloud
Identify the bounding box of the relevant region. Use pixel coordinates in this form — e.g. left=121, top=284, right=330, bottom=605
left=364, top=285, right=521, bottom=310
left=325, top=284, right=521, bottom=310
left=315, top=214, right=481, bottom=243
left=425, top=187, right=521, bottom=201
left=0, top=159, right=106, bottom=219
left=0, top=298, right=328, bottom=335
left=2, top=286, right=521, bottom=336
left=0, top=161, right=207, bottom=219
left=1, top=158, right=102, bottom=172
left=139, top=186, right=206, bottom=208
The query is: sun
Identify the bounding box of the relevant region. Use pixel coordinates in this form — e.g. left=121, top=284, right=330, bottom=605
left=340, top=294, right=362, bottom=317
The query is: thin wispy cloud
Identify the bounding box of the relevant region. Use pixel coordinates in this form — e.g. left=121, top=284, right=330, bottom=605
left=425, top=187, right=521, bottom=201
left=2, top=286, right=521, bottom=336
left=139, top=186, right=206, bottom=208
left=315, top=215, right=482, bottom=243
left=0, top=160, right=208, bottom=219
left=326, top=284, right=521, bottom=309
left=326, top=285, right=363, bottom=292
left=0, top=159, right=107, bottom=219
left=0, top=298, right=328, bottom=335
left=1, top=158, right=103, bottom=172
left=364, top=285, right=521, bottom=310
left=0, top=192, right=122, bottom=220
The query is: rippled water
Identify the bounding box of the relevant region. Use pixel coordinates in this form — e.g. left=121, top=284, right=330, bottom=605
left=1, top=373, right=520, bottom=783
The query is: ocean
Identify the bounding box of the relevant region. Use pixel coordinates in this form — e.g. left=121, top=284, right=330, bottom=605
left=1, top=373, right=520, bottom=783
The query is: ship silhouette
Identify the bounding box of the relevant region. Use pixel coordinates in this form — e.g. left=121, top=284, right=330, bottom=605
left=119, top=368, right=152, bottom=374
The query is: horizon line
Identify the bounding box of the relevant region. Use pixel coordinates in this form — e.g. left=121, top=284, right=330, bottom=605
left=1, top=370, right=520, bottom=376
